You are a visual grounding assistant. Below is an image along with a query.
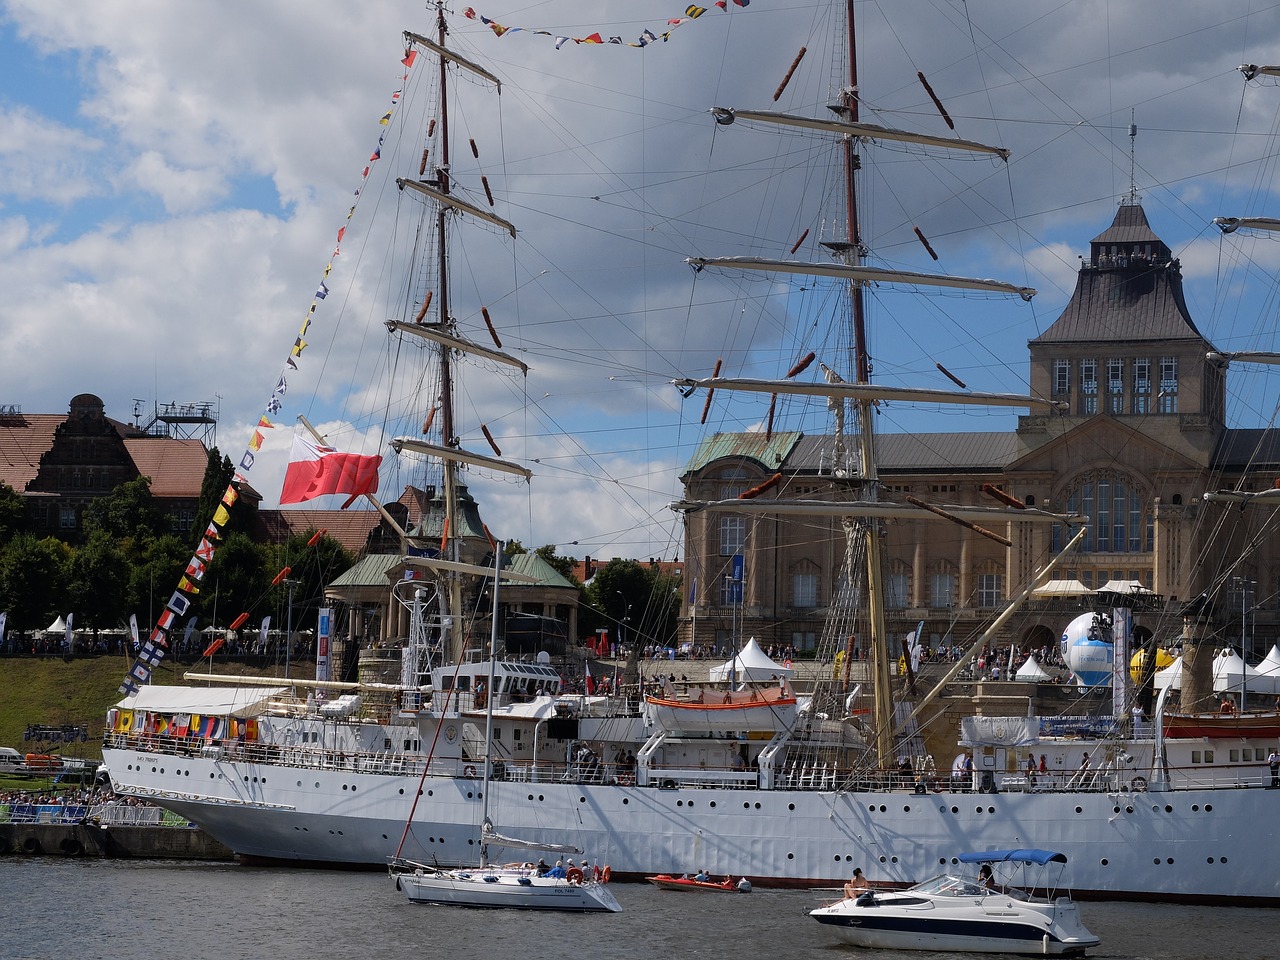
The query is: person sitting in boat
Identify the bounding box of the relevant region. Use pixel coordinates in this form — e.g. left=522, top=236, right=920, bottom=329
left=979, top=864, right=997, bottom=890
left=546, top=859, right=567, bottom=879
left=844, top=867, right=869, bottom=898
left=695, top=868, right=709, bottom=881
left=535, top=858, right=550, bottom=877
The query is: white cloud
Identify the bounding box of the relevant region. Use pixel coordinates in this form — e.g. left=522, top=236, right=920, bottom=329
left=5, top=1, right=1280, bottom=559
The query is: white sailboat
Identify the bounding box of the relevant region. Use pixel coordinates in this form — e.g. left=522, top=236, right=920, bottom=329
left=392, top=544, right=621, bottom=913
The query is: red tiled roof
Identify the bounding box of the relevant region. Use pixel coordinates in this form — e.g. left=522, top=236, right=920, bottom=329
left=0, top=413, right=62, bottom=492
left=257, top=509, right=381, bottom=555
left=123, top=437, right=208, bottom=498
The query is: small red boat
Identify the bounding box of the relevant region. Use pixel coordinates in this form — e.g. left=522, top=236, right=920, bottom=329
left=646, top=874, right=751, bottom=893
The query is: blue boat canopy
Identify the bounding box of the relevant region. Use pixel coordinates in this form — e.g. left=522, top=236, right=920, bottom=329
left=957, top=849, right=1068, bottom=865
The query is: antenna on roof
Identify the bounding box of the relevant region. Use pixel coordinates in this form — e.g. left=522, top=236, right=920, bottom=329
left=1125, top=109, right=1140, bottom=206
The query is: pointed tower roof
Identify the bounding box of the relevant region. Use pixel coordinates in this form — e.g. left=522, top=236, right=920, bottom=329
left=1031, top=202, right=1208, bottom=345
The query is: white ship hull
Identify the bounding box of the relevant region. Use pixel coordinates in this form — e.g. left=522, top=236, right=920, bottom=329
left=101, top=744, right=1279, bottom=904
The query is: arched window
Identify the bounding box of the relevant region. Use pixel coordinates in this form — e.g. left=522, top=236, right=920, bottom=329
left=1053, top=471, right=1152, bottom=554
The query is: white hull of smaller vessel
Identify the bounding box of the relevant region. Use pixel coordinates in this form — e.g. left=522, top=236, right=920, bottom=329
left=395, top=867, right=621, bottom=912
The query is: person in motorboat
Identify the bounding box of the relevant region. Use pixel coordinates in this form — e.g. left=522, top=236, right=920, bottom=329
left=844, top=867, right=870, bottom=898
left=979, top=864, right=997, bottom=890
left=695, top=868, right=709, bottom=881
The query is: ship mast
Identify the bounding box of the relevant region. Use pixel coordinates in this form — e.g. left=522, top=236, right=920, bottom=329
left=431, top=3, right=466, bottom=665
left=837, top=0, right=896, bottom=767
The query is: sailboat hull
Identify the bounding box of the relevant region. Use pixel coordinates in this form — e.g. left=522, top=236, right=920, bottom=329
left=102, top=745, right=1280, bottom=904
left=395, top=867, right=622, bottom=912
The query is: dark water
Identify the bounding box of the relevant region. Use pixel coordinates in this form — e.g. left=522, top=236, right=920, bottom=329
left=2, top=859, right=1277, bottom=960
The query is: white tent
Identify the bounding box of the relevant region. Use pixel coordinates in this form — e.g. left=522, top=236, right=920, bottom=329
left=1212, top=648, right=1262, bottom=694
left=1096, top=579, right=1156, bottom=596
left=1031, top=579, right=1093, bottom=598
left=1253, top=644, right=1280, bottom=696
left=1153, top=656, right=1183, bottom=691
left=1014, top=655, right=1052, bottom=682
left=708, top=637, right=793, bottom=683
left=45, top=615, right=67, bottom=634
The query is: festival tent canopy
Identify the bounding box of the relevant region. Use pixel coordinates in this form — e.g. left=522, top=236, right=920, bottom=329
left=1014, top=656, right=1052, bottom=682
left=1212, top=648, right=1264, bottom=694
left=1153, top=656, right=1183, bottom=691
left=708, top=637, right=793, bottom=683
left=1030, top=579, right=1092, bottom=598
left=45, top=615, right=66, bottom=634
left=1096, top=579, right=1156, bottom=595
left=1253, top=644, right=1280, bottom=695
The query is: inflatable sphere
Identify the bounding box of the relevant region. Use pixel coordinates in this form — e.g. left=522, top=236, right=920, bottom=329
left=1129, top=647, right=1174, bottom=684
left=1061, top=612, right=1113, bottom=688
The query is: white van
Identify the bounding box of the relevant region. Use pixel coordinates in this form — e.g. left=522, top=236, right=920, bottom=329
left=0, top=746, right=23, bottom=772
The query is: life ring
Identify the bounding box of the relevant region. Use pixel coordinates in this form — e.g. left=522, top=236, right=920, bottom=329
left=566, top=866, right=584, bottom=884
left=463, top=765, right=478, bottom=779
left=1130, top=776, right=1148, bottom=792
left=601, top=865, right=612, bottom=883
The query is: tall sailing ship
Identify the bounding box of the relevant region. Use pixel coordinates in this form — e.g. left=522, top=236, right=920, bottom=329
left=101, top=4, right=1280, bottom=905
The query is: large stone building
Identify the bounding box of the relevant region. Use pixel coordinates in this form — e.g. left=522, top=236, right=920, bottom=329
left=678, top=202, right=1280, bottom=661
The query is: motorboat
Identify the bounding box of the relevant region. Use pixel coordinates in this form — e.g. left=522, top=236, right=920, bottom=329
left=810, top=850, right=1099, bottom=955
left=647, top=874, right=752, bottom=893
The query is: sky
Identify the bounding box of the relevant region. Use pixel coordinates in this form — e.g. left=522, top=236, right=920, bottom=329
left=6, top=1, right=1280, bottom=564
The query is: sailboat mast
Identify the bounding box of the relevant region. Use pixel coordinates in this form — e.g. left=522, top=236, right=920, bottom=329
left=840, top=0, right=894, bottom=766
left=431, top=2, right=465, bottom=664
left=478, top=541, right=501, bottom=869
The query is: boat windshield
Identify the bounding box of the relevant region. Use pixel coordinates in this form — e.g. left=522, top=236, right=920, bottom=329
left=910, top=874, right=991, bottom=898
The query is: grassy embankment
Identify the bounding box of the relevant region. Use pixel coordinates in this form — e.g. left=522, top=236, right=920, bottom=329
left=0, top=656, right=288, bottom=760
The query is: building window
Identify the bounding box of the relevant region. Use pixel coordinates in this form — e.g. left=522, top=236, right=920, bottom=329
left=59, top=506, right=77, bottom=529
left=793, top=573, right=818, bottom=608
left=886, top=572, right=909, bottom=609
left=1107, top=358, right=1124, bottom=414
left=790, top=631, right=817, bottom=652
left=718, top=575, right=738, bottom=606
left=1053, top=359, right=1070, bottom=396
left=1159, top=356, right=1178, bottom=413
left=1062, top=473, right=1152, bottom=554
left=1132, top=358, right=1150, bottom=414
left=718, top=515, right=744, bottom=556
left=1079, top=359, right=1097, bottom=415
left=930, top=572, right=955, bottom=609
left=977, top=573, right=1003, bottom=608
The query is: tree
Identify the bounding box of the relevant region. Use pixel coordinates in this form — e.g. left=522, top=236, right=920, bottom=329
left=67, top=532, right=130, bottom=631
left=0, top=534, right=71, bottom=633
left=0, top=481, right=26, bottom=542
left=533, top=544, right=577, bottom=583
left=266, top=529, right=356, bottom=637
left=81, top=475, right=168, bottom=545
left=193, top=448, right=254, bottom=538
left=127, top=533, right=193, bottom=627
left=200, top=531, right=270, bottom=631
